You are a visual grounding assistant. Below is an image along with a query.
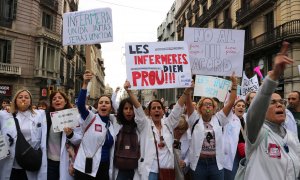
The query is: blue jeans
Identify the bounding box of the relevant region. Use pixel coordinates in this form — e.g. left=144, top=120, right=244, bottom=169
left=148, top=172, right=158, bottom=180
left=224, top=153, right=242, bottom=180
left=47, top=159, right=60, bottom=180
left=192, top=157, right=224, bottom=180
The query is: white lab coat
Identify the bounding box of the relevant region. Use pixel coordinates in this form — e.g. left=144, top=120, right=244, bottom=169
left=74, top=111, right=116, bottom=178
left=133, top=102, right=184, bottom=179
left=55, top=117, right=83, bottom=180
left=223, top=113, right=242, bottom=170
left=188, top=109, right=229, bottom=171
left=0, top=110, right=47, bottom=180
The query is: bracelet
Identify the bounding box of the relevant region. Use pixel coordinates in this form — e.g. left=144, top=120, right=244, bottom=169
left=231, top=88, right=237, bottom=91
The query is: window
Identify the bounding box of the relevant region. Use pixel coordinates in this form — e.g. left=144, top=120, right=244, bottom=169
left=0, top=0, right=17, bottom=28
left=0, top=39, right=11, bottom=63
left=265, top=11, right=274, bottom=33
left=36, top=40, right=60, bottom=72
left=42, top=12, right=53, bottom=30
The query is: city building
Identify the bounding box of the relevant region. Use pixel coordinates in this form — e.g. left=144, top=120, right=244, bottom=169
left=158, top=0, right=300, bottom=100
left=0, top=0, right=106, bottom=104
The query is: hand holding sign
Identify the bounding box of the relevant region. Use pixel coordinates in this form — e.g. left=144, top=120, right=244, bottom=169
left=50, top=108, right=80, bottom=133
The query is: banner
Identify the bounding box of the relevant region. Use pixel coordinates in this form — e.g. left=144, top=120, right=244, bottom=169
left=241, top=72, right=259, bottom=98
left=50, top=108, right=80, bottom=133
left=194, top=75, right=231, bottom=102
left=0, top=134, right=9, bottom=160
left=125, top=41, right=192, bottom=90
left=63, top=8, right=113, bottom=45
left=184, top=28, right=245, bottom=77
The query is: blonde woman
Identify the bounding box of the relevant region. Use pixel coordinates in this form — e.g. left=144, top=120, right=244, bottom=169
left=0, top=89, right=47, bottom=180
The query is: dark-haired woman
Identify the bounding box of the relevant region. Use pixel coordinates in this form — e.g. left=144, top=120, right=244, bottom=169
left=74, top=70, right=116, bottom=180
left=113, top=97, right=141, bottom=180
left=46, top=91, right=82, bottom=180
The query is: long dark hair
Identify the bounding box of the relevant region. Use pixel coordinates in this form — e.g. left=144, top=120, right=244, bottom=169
left=116, top=98, right=136, bottom=126
left=48, top=90, right=72, bottom=112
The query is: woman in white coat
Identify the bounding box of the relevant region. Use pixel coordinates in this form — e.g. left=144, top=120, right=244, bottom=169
left=223, top=99, right=246, bottom=180
left=0, top=89, right=47, bottom=180
left=46, top=90, right=82, bottom=180
left=74, top=70, right=116, bottom=180
left=185, top=73, right=237, bottom=180
left=124, top=80, right=188, bottom=180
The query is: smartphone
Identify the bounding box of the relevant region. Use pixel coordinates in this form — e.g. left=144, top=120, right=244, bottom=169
left=85, top=157, right=93, bottom=173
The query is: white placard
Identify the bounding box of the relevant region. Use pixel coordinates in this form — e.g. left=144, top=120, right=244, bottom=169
left=63, top=8, right=113, bottom=45
left=241, top=72, right=259, bottom=98
left=125, top=41, right=192, bottom=90
left=194, top=75, right=231, bottom=102
left=184, top=27, right=245, bottom=77
left=0, top=134, right=9, bottom=160
left=50, top=108, right=80, bottom=133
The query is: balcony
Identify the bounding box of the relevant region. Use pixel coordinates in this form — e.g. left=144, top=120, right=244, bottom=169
left=244, top=20, right=300, bottom=56
left=66, top=78, right=74, bottom=89
left=192, top=1, right=200, bottom=13
left=0, top=16, right=13, bottom=28
left=187, top=9, right=193, bottom=20
left=66, top=46, right=75, bottom=60
left=217, top=18, right=232, bottom=29
left=236, top=0, right=276, bottom=24
left=75, top=69, right=84, bottom=76
left=208, top=0, right=231, bottom=20
left=69, top=0, right=78, bottom=12
left=40, top=0, right=58, bottom=12
left=0, top=63, right=21, bottom=75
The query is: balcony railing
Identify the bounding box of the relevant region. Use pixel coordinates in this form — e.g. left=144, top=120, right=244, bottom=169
left=245, top=20, right=300, bottom=55
left=217, top=18, right=232, bottom=29
left=187, top=9, right=193, bottom=20
left=0, top=63, right=21, bottom=75
left=194, top=0, right=230, bottom=27
left=236, top=0, right=276, bottom=23
left=66, top=46, right=75, bottom=60
left=40, top=0, right=58, bottom=12
left=192, top=1, right=200, bottom=13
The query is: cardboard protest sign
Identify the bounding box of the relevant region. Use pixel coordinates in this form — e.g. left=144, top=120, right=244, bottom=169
left=50, top=108, right=80, bottom=133
left=194, top=75, right=231, bottom=102
left=241, top=72, right=259, bottom=98
left=125, top=41, right=192, bottom=90
left=184, top=28, right=245, bottom=77
left=63, top=8, right=113, bottom=45
left=0, top=134, right=9, bottom=160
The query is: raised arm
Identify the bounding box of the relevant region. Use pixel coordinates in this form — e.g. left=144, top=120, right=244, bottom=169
left=247, top=42, right=293, bottom=143
left=124, top=81, right=141, bottom=109
left=111, top=87, right=120, bottom=111
left=221, top=73, right=237, bottom=116
left=77, top=70, right=93, bottom=120
left=184, top=80, right=195, bottom=117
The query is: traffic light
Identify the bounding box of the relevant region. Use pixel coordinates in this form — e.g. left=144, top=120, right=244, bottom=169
left=48, top=86, right=54, bottom=95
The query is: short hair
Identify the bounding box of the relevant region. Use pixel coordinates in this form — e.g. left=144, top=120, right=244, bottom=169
left=37, top=99, right=48, bottom=108
left=175, top=115, right=189, bottom=131
left=10, top=89, right=34, bottom=114
left=2, top=98, right=10, bottom=104
left=148, top=99, right=164, bottom=112
left=197, top=97, right=216, bottom=115
left=245, top=91, right=256, bottom=105
left=290, top=91, right=300, bottom=99
left=49, top=91, right=72, bottom=112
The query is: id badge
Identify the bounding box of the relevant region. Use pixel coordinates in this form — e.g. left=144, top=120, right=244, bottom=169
left=268, top=143, right=281, bottom=159
left=85, top=157, right=93, bottom=173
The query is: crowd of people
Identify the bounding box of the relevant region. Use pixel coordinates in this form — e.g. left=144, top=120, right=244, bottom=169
left=0, top=47, right=300, bottom=180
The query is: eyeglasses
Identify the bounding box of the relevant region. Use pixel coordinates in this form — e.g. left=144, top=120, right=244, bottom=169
left=270, top=99, right=287, bottom=106
left=202, top=103, right=213, bottom=107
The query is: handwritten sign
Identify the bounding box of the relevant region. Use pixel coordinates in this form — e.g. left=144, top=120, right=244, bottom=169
left=63, top=8, right=113, bottom=45
left=184, top=28, right=245, bottom=77
left=241, top=72, right=259, bottom=98
left=50, top=108, right=80, bottom=133
left=0, top=134, right=9, bottom=160
left=194, top=75, right=231, bottom=102
left=125, top=41, right=192, bottom=90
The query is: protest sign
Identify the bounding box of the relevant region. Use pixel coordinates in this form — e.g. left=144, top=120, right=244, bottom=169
left=50, top=108, right=80, bottom=133
left=0, top=134, right=9, bottom=160
left=194, top=75, right=231, bottom=102
left=125, top=41, right=192, bottom=90
left=241, top=72, right=259, bottom=98
left=184, top=28, right=245, bottom=77
left=63, top=8, right=113, bottom=45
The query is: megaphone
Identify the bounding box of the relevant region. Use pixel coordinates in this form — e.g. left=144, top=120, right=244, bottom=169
left=253, top=66, right=263, bottom=80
